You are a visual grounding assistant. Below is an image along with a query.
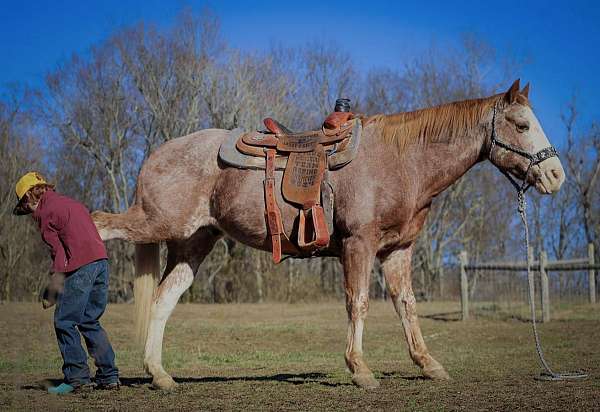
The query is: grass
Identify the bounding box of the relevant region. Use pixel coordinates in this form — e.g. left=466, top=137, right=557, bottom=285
left=0, top=301, right=599, bottom=411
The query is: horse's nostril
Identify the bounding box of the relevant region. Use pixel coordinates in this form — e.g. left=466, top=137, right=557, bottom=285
left=551, top=169, right=563, bottom=180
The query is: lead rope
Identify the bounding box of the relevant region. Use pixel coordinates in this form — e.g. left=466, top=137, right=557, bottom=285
left=517, top=190, right=588, bottom=381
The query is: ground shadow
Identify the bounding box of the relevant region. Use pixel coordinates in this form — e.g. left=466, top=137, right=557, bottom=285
left=20, top=372, right=351, bottom=391
left=171, top=372, right=350, bottom=388
left=472, top=308, right=531, bottom=323
left=21, top=370, right=434, bottom=391
left=422, top=311, right=462, bottom=322
left=379, top=371, right=428, bottom=381
left=20, top=378, right=62, bottom=391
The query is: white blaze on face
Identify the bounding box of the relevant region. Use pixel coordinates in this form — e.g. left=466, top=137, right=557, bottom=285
left=519, top=106, right=566, bottom=194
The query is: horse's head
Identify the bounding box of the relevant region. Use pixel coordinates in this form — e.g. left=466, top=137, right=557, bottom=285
left=487, top=80, right=565, bottom=194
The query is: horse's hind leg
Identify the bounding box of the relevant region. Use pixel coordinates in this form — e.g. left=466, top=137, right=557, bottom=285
left=143, top=227, right=222, bottom=390
left=381, top=246, right=450, bottom=380
left=342, top=236, right=380, bottom=389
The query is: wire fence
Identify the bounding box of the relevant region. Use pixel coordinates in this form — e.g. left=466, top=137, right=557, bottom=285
left=457, top=244, right=598, bottom=321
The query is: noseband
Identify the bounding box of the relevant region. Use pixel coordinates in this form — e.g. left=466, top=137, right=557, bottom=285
left=489, top=101, right=559, bottom=193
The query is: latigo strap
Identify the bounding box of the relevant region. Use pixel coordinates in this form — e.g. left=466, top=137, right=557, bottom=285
left=264, top=149, right=284, bottom=263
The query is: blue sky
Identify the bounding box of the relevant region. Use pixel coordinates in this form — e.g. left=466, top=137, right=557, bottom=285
left=1, top=0, right=599, bottom=145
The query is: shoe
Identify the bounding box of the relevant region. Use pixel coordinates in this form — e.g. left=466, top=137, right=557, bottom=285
left=48, top=383, right=74, bottom=395
left=95, top=382, right=120, bottom=391
left=48, top=382, right=94, bottom=395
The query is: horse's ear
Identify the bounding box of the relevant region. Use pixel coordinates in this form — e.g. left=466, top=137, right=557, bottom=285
left=520, top=82, right=530, bottom=99
left=504, top=79, right=520, bottom=103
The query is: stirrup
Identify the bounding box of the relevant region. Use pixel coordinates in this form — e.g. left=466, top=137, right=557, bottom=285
left=297, top=205, right=330, bottom=250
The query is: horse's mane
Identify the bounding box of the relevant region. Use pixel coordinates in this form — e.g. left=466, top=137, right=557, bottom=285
left=371, top=93, right=522, bottom=152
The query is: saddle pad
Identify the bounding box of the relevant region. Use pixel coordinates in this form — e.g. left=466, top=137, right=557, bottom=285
left=282, top=145, right=326, bottom=208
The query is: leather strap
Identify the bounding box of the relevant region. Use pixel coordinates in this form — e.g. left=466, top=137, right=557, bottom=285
left=264, top=149, right=283, bottom=263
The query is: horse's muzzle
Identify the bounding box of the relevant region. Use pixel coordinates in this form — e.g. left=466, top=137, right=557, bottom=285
left=533, top=157, right=565, bottom=194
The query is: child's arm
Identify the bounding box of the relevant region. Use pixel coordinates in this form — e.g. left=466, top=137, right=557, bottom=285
left=39, top=212, right=68, bottom=273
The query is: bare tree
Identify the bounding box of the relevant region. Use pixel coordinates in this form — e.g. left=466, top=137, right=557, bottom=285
left=563, top=98, right=600, bottom=249
left=0, top=94, right=49, bottom=301
left=300, top=42, right=359, bottom=121
left=114, top=10, right=224, bottom=153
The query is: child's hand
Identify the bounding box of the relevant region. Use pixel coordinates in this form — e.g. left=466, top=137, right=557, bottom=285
left=41, top=286, right=57, bottom=309
left=41, top=272, right=65, bottom=309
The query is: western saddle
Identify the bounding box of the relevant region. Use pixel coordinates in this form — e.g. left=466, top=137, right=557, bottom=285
left=218, top=99, right=362, bottom=263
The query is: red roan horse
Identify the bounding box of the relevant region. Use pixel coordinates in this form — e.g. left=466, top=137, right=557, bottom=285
left=93, top=80, right=564, bottom=389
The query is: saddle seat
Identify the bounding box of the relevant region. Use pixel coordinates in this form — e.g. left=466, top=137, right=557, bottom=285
left=218, top=111, right=363, bottom=263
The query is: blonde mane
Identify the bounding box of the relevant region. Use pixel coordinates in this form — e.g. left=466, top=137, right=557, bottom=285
left=372, top=94, right=508, bottom=152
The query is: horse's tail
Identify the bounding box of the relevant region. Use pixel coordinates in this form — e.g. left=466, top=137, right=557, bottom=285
left=134, top=243, right=160, bottom=348
left=92, top=204, right=156, bottom=242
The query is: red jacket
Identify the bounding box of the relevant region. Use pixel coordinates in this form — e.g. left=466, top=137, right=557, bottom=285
left=33, top=190, right=108, bottom=273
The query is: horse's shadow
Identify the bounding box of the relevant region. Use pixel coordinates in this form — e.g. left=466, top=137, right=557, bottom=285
left=379, top=371, right=428, bottom=381
left=22, top=372, right=348, bottom=390
left=121, top=372, right=348, bottom=388
left=421, top=311, right=462, bottom=322
left=22, top=371, right=428, bottom=391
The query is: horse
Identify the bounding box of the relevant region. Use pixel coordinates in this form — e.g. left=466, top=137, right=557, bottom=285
left=92, top=79, right=565, bottom=390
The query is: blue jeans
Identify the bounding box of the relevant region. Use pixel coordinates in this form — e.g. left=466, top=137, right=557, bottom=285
left=54, top=259, right=119, bottom=386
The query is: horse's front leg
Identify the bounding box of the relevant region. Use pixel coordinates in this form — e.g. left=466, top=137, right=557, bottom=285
left=342, top=235, right=379, bottom=389
left=382, top=246, right=450, bottom=380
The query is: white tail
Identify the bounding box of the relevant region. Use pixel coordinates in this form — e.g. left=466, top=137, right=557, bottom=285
left=134, top=243, right=161, bottom=348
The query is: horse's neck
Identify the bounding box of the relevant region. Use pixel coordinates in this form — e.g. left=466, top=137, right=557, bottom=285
left=413, top=129, right=487, bottom=206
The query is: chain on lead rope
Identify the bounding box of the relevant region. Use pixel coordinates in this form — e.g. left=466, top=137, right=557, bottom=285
left=517, top=190, right=587, bottom=381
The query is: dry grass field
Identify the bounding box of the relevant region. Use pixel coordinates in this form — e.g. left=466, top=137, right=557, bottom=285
left=1, top=301, right=599, bottom=411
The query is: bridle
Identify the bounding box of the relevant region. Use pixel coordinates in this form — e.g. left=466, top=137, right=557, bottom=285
left=488, top=100, right=586, bottom=381
left=488, top=100, right=559, bottom=194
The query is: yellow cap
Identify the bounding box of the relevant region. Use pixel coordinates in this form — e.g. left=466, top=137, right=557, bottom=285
left=15, top=172, right=48, bottom=201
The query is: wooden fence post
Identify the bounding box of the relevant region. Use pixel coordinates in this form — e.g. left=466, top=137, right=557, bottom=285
left=439, top=265, right=444, bottom=300
left=589, top=243, right=596, bottom=304
left=540, top=250, right=550, bottom=322
left=459, top=251, right=469, bottom=320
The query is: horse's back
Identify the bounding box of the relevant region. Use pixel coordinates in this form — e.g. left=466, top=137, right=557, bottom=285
left=143, top=129, right=226, bottom=173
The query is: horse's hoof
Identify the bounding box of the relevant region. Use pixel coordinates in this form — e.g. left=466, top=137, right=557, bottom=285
left=423, top=366, right=450, bottom=380
left=352, top=373, right=380, bottom=389
left=152, top=375, right=177, bottom=390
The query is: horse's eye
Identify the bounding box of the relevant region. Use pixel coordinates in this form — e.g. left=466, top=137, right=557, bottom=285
left=516, top=122, right=529, bottom=132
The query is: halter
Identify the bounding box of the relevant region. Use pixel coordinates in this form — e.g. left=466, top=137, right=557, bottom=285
left=488, top=101, right=559, bottom=194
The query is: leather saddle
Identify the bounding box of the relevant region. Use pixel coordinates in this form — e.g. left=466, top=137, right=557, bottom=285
left=218, top=111, right=362, bottom=263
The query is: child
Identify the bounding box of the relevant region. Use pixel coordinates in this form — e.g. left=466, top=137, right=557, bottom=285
left=13, top=172, right=120, bottom=394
